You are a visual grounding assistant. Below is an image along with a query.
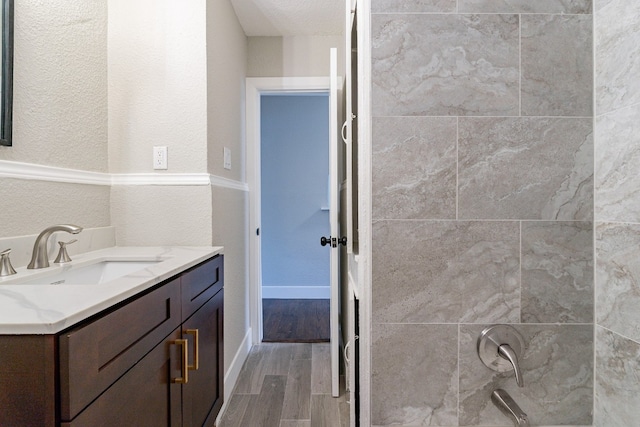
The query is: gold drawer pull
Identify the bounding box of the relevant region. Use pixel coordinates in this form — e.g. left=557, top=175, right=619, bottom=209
left=186, top=329, right=199, bottom=371
left=171, top=339, right=188, bottom=384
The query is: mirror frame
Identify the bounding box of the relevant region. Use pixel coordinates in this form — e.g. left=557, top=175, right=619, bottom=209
left=0, top=0, right=13, bottom=147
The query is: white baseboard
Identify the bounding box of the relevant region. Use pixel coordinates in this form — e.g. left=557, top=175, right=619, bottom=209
left=217, top=327, right=252, bottom=425
left=262, top=285, right=330, bottom=299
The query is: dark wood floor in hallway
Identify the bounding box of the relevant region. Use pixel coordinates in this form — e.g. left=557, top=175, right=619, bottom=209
left=218, top=343, right=348, bottom=427
left=262, top=299, right=330, bottom=343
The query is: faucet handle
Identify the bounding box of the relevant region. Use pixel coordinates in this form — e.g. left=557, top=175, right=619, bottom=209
left=0, top=249, right=17, bottom=276
left=498, top=344, right=524, bottom=387
left=477, top=325, right=526, bottom=387
left=54, top=239, right=77, bottom=264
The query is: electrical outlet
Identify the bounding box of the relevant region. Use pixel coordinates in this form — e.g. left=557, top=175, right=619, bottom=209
left=223, top=147, right=231, bottom=170
left=153, top=146, right=168, bottom=170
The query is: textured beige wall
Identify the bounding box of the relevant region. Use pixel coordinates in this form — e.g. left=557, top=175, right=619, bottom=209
left=108, top=0, right=208, bottom=174
left=206, top=0, right=247, bottom=181
left=211, top=186, right=249, bottom=374
left=0, top=179, right=111, bottom=238
left=111, top=185, right=212, bottom=246
left=0, top=0, right=108, bottom=171
left=0, top=1, right=110, bottom=238
left=247, top=37, right=283, bottom=77
left=205, top=0, right=250, bottom=380
left=247, top=35, right=345, bottom=77
left=108, top=0, right=213, bottom=246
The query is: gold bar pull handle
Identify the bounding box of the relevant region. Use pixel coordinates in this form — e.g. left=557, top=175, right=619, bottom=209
left=186, top=329, right=199, bottom=371
left=171, top=339, right=189, bottom=384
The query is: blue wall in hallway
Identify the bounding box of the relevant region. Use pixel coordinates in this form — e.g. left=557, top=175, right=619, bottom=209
left=261, top=94, right=330, bottom=298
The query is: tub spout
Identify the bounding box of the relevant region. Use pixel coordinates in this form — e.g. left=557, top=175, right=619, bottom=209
left=491, top=389, right=530, bottom=427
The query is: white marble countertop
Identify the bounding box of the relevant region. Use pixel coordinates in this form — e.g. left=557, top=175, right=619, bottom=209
left=0, top=246, right=223, bottom=334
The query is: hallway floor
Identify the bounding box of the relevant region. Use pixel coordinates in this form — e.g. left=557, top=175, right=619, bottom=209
left=218, top=343, right=349, bottom=427
left=262, top=299, right=330, bottom=342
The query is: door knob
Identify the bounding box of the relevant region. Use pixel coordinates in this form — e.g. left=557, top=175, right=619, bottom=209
left=477, top=325, right=526, bottom=387
left=320, top=236, right=347, bottom=247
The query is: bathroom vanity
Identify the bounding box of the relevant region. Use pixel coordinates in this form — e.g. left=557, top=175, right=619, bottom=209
left=0, top=246, right=223, bottom=427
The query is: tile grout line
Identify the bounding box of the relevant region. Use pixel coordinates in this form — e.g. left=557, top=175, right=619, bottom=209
left=592, top=5, right=598, bottom=423
left=519, top=220, right=523, bottom=323
left=456, top=116, right=459, bottom=221
left=457, top=323, right=461, bottom=424
left=519, top=12, right=522, bottom=117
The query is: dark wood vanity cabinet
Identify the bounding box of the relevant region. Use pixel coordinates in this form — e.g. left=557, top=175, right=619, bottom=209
left=0, top=335, right=57, bottom=427
left=0, top=254, right=224, bottom=427
left=182, top=288, right=224, bottom=427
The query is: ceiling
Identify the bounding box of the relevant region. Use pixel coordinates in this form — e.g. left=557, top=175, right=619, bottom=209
left=230, top=0, right=344, bottom=37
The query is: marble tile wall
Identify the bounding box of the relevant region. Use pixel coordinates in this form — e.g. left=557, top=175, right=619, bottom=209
left=372, top=324, right=459, bottom=426
left=595, top=223, right=640, bottom=342
left=372, top=14, right=520, bottom=117
left=521, top=15, right=593, bottom=117
left=595, top=0, right=640, bottom=114
left=595, top=103, right=640, bottom=222
left=370, top=1, right=594, bottom=425
left=458, top=118, right=593, bottom=220
left=595, top=327, right=640, bottom=427
left=594, top=0, right=640, bottom=426
left=521, top=221, right=593, bottom=324
left=372, top=117, right=457, bottom=220
left=458, top=0, right=593, bottom=13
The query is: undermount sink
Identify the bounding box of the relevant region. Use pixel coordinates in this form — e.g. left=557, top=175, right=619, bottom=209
left=19, top=260, right=161, bottom=286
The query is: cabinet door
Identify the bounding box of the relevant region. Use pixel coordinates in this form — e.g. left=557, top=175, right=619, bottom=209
left=182, top=289, right=224, bottom=427
left=61, top=328, right=183, bottom=427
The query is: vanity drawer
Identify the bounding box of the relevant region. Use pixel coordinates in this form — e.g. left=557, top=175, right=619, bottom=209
left=58, top=278, right=182, bottom=421
left=181, top=254, right=224, bottom=319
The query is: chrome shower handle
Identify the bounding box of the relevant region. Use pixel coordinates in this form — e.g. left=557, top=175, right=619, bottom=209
left=477, top=324, right=526, bottom=388
left=498, top=344, right=524, bottom=387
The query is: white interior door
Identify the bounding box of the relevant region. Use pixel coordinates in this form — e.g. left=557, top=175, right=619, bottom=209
left=329, top=47, right=340, bottom=398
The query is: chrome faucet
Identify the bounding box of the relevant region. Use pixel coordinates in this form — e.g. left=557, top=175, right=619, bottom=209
left=498, top=344, right=524, bottom=387
left=491, top=389, right=530, bottom=427
left=27, top=224, right=83, bottom=269
left=478, top=325, right=526, bottom=388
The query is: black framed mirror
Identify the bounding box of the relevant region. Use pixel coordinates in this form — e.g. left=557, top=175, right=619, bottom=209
left=0, top=0, right=13, bottom=147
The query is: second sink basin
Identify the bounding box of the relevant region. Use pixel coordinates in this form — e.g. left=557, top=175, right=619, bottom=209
left=19, top=260, right=161, bottom=285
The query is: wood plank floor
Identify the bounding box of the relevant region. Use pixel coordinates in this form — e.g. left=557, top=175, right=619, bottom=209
left=218, top=343, right=349, bottom=427
left=262, top=299, right=330, bottom=343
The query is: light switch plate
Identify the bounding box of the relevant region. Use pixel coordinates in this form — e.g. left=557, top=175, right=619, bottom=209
left=223, top=147, right=231, bottom=170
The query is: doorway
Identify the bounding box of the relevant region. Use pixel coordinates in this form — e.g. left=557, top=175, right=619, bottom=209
left=260, top=93, right=331, bottom=342
left=247, top=70, right=343, bottom=397
left=246, top=76, right=334, bottom=345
